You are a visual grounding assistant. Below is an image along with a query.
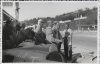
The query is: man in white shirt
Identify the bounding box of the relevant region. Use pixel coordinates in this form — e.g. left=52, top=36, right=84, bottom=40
left=34, top=20, right=62, bottom=52
left=65, top=24, right=72, bottom=46
left=46, top=20, right=62, bottom=43
left=46, top=21, right=62, bottom=42
left=45, top=20, right=62, bottom=52
left=64, top=23, right=72, bottom=60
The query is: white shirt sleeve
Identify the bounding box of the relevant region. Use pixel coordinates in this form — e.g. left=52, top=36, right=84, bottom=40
left=46, top=27, right=62, bottom=43
left=46, top=27, right=53, bottom=42
left=34, top=25, right=41, bottom=33
left=68, top=29, right=72, bottom=45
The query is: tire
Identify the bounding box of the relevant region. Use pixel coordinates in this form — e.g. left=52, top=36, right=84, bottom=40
left=46, top=51, right=65, bottom=62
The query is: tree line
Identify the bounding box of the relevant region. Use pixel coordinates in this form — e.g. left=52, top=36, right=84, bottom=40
left=21, top=7, right=97, bottom=30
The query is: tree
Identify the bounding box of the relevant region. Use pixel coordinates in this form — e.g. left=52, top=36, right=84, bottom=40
left=85, top=8, right=92, bottom=15
left=77, top=9, right=83, bottom=17
left=92, top=7, right=97, bottom=11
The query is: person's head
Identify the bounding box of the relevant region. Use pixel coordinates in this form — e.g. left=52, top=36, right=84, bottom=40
left=16, top=22, right=21, bottom=27
left=53, top=21, right=58, bottom=25
left=56, top=22, right=60, bottom=30
left=22, top=23, right=26, bottom=28
left=48, top=20, right=53, bottom=27
left=6, top=20, right=11, bottom=24
left=65, top=23, right=69, bottom=29
left=38, top=19, right=44, bottom=27
left=53, top=21, right=60, bottom=30
left=3, top=21, right=6, bottom=26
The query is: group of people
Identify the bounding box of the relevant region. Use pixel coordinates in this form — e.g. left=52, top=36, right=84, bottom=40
left=3, top=20, right=35, bottom=49
left=29, top=19, right=72, bottom=60
left=3, top=19, right=72, bottom=61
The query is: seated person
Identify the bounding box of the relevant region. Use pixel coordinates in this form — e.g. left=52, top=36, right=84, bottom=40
left=34, top=19, right=50, bottom=45
left=46, top=20, right=62, bottom=43
left=45, top=20, right=62, bottom=52
left=33, top=19, right=72, bottom=60
left=33, top=19, right=62, bottom=52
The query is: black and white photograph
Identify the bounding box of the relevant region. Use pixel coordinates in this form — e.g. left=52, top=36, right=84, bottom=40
left=2, top=2, right=97, bottom=63
left=1, top=0, right=98, bottom=1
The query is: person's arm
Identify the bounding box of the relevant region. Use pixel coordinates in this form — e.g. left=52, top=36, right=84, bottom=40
left=50, top=30, right=62, bottom=43
left=42, top=28, right=46, bottom=34
left=53, top=38, right=62, bottom=43
left=68, top=29, right=72, bottom=45
left=46, top=27, right=62, bottom=43
left=34, top=25, right=41, bottom=33
left=48, top=34, right=62, bottom=43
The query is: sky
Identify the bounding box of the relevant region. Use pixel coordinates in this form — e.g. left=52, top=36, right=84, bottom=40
left=3, top=2, right=98, bottom=21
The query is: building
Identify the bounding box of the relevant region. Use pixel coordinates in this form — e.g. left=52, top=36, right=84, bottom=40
left=3, top=9, right=17, bottom=27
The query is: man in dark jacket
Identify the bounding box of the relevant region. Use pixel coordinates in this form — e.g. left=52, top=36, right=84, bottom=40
left=3, top=20, right=15, bottom=49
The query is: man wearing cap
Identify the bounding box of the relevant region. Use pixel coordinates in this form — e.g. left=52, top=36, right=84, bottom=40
left=46, top=21, right=62, bottom=43
left=45, top=20, right=62, bottom=52
left=34, top=20, right=64, bottom=52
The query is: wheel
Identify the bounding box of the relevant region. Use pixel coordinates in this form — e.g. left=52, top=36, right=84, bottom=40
left=46, top=51, right=65, bottom=62
left=2, top=55, right=14, bottom=62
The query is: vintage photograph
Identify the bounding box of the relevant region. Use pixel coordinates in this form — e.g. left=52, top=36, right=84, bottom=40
left=1, top=0, right=98, bottom=1
left=2, top=2, right=97, bottom=63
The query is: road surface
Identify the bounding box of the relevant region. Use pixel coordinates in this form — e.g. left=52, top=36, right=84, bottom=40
left=72, top=31, right=97, bottom=53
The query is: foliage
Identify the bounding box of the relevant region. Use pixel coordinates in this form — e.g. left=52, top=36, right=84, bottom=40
left=22, top=7, right=97, bottom=30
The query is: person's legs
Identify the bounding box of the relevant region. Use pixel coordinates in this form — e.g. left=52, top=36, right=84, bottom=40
left=68, top=45, right=72, bottom=60
left=57, top=42, right=62, bottom=52
left=63, top=37, right=69, bottom=61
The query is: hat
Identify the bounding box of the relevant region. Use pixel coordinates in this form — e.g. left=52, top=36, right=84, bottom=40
left=38, top=19, right=42, bottom=22
left=38, top=19, right=44, bottom=25
left=53, top=21, right=58, bottom=24
left=48, top=20, right=52, bottom=23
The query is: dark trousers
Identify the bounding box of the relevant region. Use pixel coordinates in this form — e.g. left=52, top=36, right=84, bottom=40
left=57, top=42, right=62, bottom=52
left=63, top=37, right=69, bottom=60
left=57, top=37, right=69, bottom=61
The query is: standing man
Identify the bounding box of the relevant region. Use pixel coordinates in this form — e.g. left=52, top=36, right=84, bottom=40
left=64, top=23, right=72, bottom=60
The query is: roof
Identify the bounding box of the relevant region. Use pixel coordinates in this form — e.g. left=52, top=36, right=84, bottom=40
left=3, top=9, right=16, bottom=21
